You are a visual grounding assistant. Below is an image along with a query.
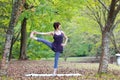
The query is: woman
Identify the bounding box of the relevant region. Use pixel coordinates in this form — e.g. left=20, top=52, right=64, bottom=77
left=30, top=22, right=68, bottom=75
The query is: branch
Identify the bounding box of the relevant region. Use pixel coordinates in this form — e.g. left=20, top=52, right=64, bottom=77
left=115, top=19, right=120, bottom=26
left=98, top=0, right=110, bottom=12
left=86, top=3, right=104, bottom=32
left=109, top=32, right=120, bottom=53
left=95, top=6, right=104, bottom=31
left=111, top=19, right=120, bottom=30
left=102, top=8, right=107, bottom=24
left=12, top=30, right=21, bottom=44
left=114, top=3, right=120, bottom=16
left=115, top=0, right=120, bottom=3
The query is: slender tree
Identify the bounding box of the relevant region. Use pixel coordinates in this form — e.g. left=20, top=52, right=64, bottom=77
left=0, top=0, right=25, bottom=75
left=19, top=3, right=34, bottom=60
left=19, top=18, right=27, bottom=60
left=9, top=31, right=21, bottom=61
left=86, top=0, right=120, bottom=73
left=98, top=0, right=120, bottom=73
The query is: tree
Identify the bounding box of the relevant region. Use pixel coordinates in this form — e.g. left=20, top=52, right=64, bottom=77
left=86, top=0, right=120, bottom=73
left=9, top=2, right=34, bottom=60
left=0, top=0, right=12, bottom=60
left=19, top=18, right=27, bottom=60
left=98, top=0, right=120, bottom=74
left=9, top=30, right=21, bottom=61
left=0, top=0, right=26, bottom=75
left=19, top=3, right=32, bottom=60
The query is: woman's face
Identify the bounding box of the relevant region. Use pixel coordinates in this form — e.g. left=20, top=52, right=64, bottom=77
left=58, top=25, right=61, bottom=30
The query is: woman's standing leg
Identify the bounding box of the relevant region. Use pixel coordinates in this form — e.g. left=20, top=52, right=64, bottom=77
left=53, top=52, right=60, bottom=74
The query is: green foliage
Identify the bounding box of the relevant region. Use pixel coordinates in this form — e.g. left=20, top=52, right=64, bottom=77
left=0, top=0, right=12, bottom=59
left=74, top=43, right=92, bottom=56
left=0, top=0, right=100, bottom=60
left=1, top=0, right=120, bottom=60
left=27, top=38, right=54, bottom=60
left=0, top=1, right=11, bottom=27
left=12, top=41, right=20, bottom=59
left=63, top=31, right=101, bottom=59
left=86, top=0, right=120, bottom=57
left=23, top=0, right=88, bottom=59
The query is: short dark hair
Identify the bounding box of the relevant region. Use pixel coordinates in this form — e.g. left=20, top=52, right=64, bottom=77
left=53, top=22, right=61, bottom=30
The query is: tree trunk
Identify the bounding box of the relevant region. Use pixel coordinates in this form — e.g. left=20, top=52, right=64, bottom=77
left=19, top=18, right=27, bottom=60
left=9, top=31, right=21, bottom=61
left=9, top=39, right=14, bottom=61
left=98, top=0, right=120, bottom=74
left=0, top=0, right=25, bottom=76
left=0, top=34, right=12, bottom=75
left=98, top=31, right=110, bottom=73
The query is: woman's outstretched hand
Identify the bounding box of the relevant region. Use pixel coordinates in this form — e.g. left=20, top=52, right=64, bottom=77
left=30, top=31, right=36, bottom=38
left=30, top=31, right=38, bottom=40
left=30, top=32, right=33, bottom=38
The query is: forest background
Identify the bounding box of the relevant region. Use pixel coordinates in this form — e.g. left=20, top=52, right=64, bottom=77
left=0, top=0, right=120, bottom=75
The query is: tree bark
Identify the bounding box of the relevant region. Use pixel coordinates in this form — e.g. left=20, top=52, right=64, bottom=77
left=87, top=0, right=120, bottom=74
left=98, top=0, right=120, bottom=74
left=19, top=3, right=30, bottom=60
left=9, top=38, right=14, bottom=61
left=98, top=31, right=110, bottom=73
left=0, top=0, right=25, bottom=76
left=19, top=18, right=27, bottom=60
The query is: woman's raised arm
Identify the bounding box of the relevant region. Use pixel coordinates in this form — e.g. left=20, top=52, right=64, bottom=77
left=34, top=31, right=54, bottom=36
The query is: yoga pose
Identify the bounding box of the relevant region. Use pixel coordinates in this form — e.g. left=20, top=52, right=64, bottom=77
left=30, top=22, right=68, bottom=75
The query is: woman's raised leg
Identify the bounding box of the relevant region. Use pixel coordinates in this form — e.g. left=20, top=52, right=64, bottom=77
left=37, top=38, right=52, bottom=49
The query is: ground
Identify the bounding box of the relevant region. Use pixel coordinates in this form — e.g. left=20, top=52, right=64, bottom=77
left=0, top=58, right=120, bottom=80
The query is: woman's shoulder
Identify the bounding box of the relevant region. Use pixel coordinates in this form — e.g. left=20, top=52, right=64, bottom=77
left=60, top=30, right=65, bottom=34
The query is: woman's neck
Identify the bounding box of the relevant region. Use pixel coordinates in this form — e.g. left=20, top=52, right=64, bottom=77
left=55, top=29, right=60, bottom=32
left=54, top=29, right=61, bottom=35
